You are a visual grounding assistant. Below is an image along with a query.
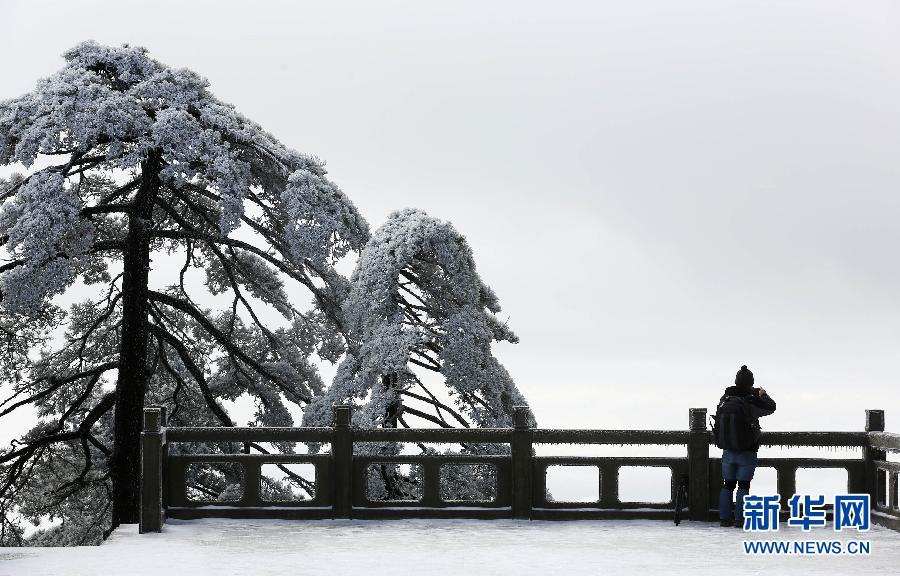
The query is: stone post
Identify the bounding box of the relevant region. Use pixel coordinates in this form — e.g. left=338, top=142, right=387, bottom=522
left=332, top=405, right=353, bottom=519
left=865, top=410, right=886, bottom=507
left=511, top=406, right=533, bottom=519
left=687, top=407, right=710, bottom=521
left=139, top=407, right=165, bottom=533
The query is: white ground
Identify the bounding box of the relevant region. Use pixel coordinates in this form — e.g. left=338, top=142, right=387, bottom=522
left=2, top=518, right=898, bottom=576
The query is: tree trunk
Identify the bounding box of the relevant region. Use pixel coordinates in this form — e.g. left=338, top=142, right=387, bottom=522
left=111, top=152, right=160, bottom=527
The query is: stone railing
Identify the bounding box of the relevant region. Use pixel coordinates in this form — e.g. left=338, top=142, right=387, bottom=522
left=138, top=406, right=899, bottom=532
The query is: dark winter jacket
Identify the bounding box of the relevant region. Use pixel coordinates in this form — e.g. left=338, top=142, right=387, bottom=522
left=717, top=386, right=776, bottom=451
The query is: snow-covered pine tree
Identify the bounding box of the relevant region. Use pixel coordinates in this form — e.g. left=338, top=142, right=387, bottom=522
left=303, top=208, right=532, bottom=500
left=0, top=42, right=368, bottom=542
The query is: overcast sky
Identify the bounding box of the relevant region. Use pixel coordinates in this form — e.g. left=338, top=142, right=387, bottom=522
left=2, top=0, right=899, bottom=447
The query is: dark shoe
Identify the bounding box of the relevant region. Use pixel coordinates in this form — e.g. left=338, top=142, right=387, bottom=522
left=734, top=517, right=744, bottom=528
left=719, top=519, right=734, bottom=527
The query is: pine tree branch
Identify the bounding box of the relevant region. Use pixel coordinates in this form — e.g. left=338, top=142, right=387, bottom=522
left=207, top=242, right=281, bottom=349
left=150, top=228, right=322, bottom=314
left=397, top=279, right=430, bottom=309
left=0, top=392, right=115, bottom=499
left=396, top=416, right=430, bottom=453
left=87, top=434, right=111, bottom=458
left=166, top=182, right=348, bottom=334
left=246, top=443, right=315, bottom=497
left=147, top=322, right=235, bottom=428
left=407, top=357, right=439, bottom=372
left=150, top=202, right=312, bottom=310
left=64, top=158, right=106, bottom=179
left=54, top=372, right=104, bottom=432
left=97, top=177, right=142, bottom=206
left=399, top=389, right=471, bottom=429
left=0, top=240, right=125, bottom=280
left=147, top=290, right=311, bottom=404
left=460, top=390, right=498, bottom=418
left=398, top=405, right=451, bottom=428
left=81, top=203, right=134, bottom=216
left=0, top=362, right=118, bottom=419
left=155, top=342, right=188, bottom=424
left=69, top=291, right=122, bottom=366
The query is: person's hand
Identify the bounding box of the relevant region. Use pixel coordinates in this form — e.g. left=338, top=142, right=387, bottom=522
left=757, top=387, right=767, bottom=397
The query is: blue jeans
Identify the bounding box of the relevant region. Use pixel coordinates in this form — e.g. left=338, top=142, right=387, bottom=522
left=719, top=449, right=758, bottom=521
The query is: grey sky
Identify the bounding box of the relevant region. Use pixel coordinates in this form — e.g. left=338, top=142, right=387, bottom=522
left=2, top=0, right=898, bottom=446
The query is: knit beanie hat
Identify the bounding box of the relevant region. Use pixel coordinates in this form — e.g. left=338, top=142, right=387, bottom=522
left=735, top=365, right=754, bottom=388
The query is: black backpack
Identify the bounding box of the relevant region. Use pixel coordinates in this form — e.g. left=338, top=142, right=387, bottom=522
left=712, top=395, right=759, bottom=450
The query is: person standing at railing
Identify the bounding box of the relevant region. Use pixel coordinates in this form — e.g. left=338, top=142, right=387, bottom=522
left=713, top=365, right=776, bottom=527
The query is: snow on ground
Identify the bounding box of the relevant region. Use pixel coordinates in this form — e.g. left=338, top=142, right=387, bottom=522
left=2, top=518, right=898, bottom=576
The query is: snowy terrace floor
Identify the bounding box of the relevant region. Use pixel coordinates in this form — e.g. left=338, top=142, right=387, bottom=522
left=2, top=518, right=899, bottom=576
